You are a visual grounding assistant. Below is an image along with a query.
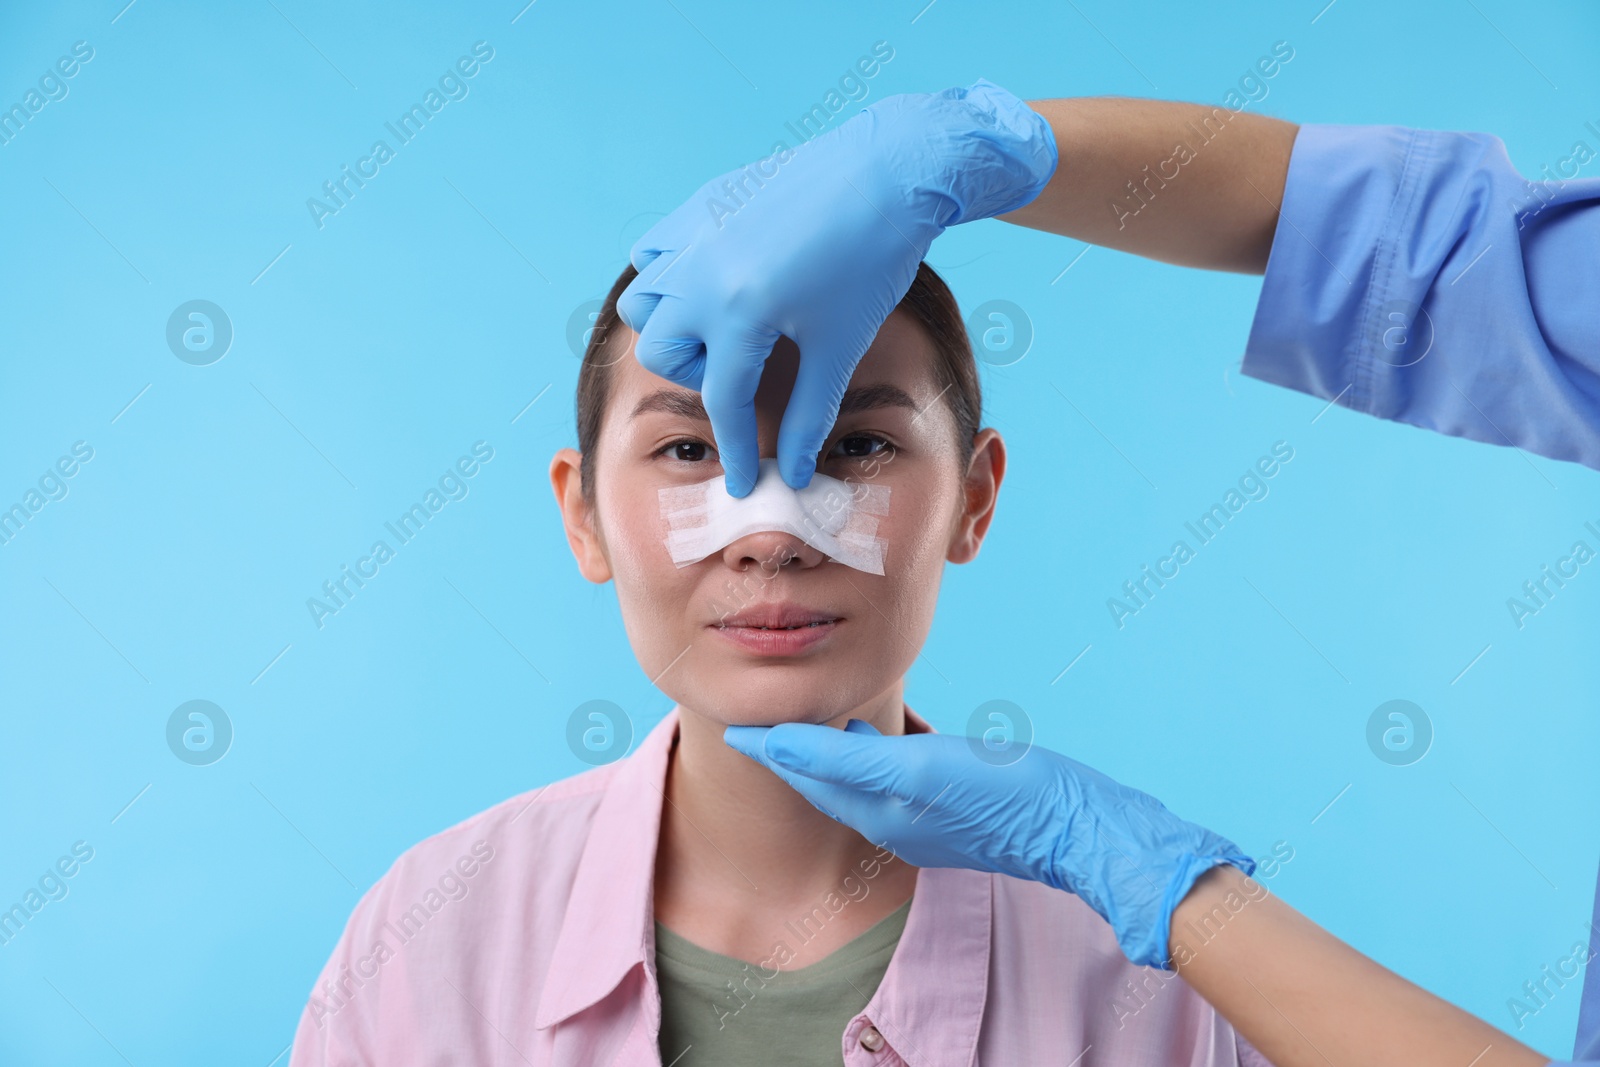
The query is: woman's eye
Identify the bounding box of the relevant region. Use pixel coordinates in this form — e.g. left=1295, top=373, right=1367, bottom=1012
left=660, top=439, right=713, bottom=463
left=828, top=434, right=894, bottom=460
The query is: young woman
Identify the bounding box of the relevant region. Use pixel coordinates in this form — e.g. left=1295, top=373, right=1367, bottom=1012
left=288, top=260, right=1274, bottom=1065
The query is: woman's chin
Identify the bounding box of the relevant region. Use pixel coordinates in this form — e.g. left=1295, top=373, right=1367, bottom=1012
left=674, top=688, right=857, bottom=729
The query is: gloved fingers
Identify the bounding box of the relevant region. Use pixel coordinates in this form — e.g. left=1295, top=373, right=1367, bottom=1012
left=722, top=725, right=769, bottom=762
left=758, top=722, right=915, bottom=800
left=700, top=322, right=779, bottom=499
left=725, top=721, right=912, bottom=801
left=725, top=719, right=881, bottom=753
left=628, top=246, right=664, bottom=278
left=722, top=725, right=877, bottom=828
left=631, top=298, right=708, bottom=392
left=627, top=191, right=703, bottom=276
left=776, top=329, right=868, bottom=490
left=616, top=246, right=683, bottom=333
left=615, top=274, right=662, bottom=334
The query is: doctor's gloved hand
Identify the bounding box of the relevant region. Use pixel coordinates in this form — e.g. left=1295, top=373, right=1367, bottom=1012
left=615, top=78, right=1057, bottom=499
left=723, top=718, right=1255, bottom=970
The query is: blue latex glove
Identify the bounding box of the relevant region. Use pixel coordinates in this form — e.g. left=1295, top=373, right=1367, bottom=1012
left=615, top=78, right=1058, bottom=498
left=724, top=718, right=1255, bottom=970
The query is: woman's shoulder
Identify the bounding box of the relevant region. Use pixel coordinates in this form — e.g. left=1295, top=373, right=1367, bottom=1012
left=329, top=757, right=633, bottom=954
left=291, top=759, right=641, bottom=1049
left=370, top=759, right=624, bottom=903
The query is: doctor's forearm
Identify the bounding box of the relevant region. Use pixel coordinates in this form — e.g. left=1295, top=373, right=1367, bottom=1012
left=997, top=96, right=1297, bottom=275
left=1171, top=865, right=1549, bottom=1067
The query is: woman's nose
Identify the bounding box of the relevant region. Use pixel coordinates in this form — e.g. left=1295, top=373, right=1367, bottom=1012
left=719, top=529, right=829, bottom=573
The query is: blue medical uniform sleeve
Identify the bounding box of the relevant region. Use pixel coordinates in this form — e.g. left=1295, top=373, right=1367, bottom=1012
left=1574, top=860, right=1600, bottom=1061
left=1241, top=123, right=1600, bottom=472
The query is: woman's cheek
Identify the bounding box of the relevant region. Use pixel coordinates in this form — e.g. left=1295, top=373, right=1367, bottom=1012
left=608, top=521, right=699, bottom=682
left=597, top=479, right=668, bottom=578
left=594, top=490, right=684, bottom=669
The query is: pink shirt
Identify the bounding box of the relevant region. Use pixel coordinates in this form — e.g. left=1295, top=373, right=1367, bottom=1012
left=290, top=706, right=1273, bottom=1066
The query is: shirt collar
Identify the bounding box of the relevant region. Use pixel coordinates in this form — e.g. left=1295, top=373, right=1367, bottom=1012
left=534, top=705, right=678, bottom=1030
left=533, top=704, right=995, bottom=1067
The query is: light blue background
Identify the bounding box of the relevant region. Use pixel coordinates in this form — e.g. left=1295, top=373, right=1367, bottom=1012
left=2, top=0, right=1597, bottom=1062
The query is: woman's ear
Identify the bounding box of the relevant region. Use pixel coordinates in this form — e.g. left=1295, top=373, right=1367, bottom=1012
left=550, top=448, right=612, bottom=584
left=947, top=429, right=1005, bottom=565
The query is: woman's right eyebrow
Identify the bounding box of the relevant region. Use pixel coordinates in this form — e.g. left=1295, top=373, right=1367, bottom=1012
left=630, top=388, right=708, bottom=421
left=630, top=383, right=917, bottom=421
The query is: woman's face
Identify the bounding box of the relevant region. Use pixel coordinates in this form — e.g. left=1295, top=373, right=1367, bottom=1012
left=551, top=309, right=1005, bottom=727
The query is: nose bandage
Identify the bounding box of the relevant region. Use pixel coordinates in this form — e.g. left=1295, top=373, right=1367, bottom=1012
left=658, top=458, right=891, bottom=574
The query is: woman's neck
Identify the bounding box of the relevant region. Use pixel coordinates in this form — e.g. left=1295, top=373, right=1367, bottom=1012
left=651, top=684, right=921, bottom=967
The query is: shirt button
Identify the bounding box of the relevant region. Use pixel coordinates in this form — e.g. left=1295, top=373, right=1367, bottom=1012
left=859, top=1025, right=885, bottom=1052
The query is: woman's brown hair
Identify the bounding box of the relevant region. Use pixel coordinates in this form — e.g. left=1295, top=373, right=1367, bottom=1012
left=576, top=261, right=981, bottom=500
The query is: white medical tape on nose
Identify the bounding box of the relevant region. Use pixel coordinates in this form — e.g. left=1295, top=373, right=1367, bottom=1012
left=658, top=457, right=891, bottom=574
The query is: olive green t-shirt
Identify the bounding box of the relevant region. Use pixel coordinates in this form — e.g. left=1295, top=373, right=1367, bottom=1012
left=654, top=899, right=912, bottom=1066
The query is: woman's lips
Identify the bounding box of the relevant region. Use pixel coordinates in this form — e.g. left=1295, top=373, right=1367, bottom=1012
left=710, top=617, right=841, bottom=656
